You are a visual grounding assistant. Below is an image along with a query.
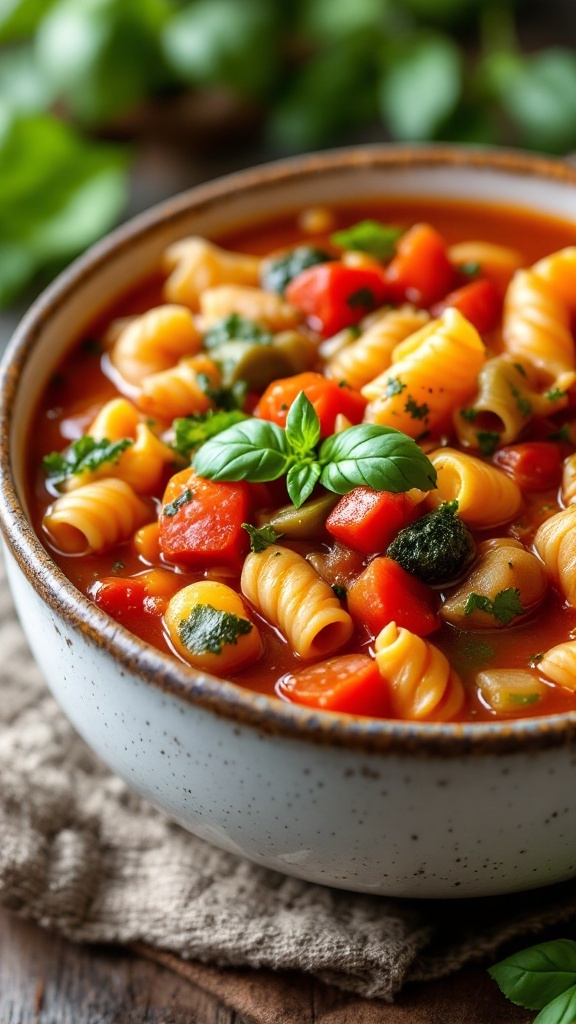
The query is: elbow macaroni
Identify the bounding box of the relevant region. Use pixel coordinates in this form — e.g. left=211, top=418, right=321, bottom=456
left=163, top=237, right=261, bottom=310
left=110, top=305, right=201, bottom=385
left=325, top=305, right=429, bottom=391
left=426, top=448, right=523, bottom=527
left=43, top=478, right=151, bottom=555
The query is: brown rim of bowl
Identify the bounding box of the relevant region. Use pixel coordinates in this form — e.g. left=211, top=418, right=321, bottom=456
left=2, top=142, right=576, bottom=758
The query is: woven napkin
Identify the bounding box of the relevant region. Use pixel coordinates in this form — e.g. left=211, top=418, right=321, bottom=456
left=1, top=557, right=575, bottom=1006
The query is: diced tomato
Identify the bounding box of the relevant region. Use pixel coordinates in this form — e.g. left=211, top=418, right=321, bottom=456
left=277, top=653, right=389, bottom=717
left=255, top=371, right=367, bottom=436
left=285, top=261, right=391, bottom=336
left=431, top=278, right=501, bottom=334
left=493, top=442, right=563, bottom=492
left=326, top=487, right=418, bottom=555
left=159, top=468, right=251, bottom=570
left=347, top=556, right=439, bottom=637
left=90, top=569, right=176, bottom=622
left=386, top=223, right=455, bottom=308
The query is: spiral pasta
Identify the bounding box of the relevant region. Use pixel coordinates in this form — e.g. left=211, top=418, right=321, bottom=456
left=374, top=622, right=465, bottom=721
left=362, top=309, right=486, bottom=437
left=539, top=641, right=576, bottom=691
left=163, top=237, right=261, bottom=310
left=136, top=354, right=221, bottom=421
left=503, top=248, right=576, bottom=386
left=426, top=448, right=523, bottom=527
left=455, top=356, right=569, bottom=449
left=43, top=478, right=151, bottom=555
left=325, top=305, right=429, bottom=391
left=110, top=305, right=201, bottom=386
left=241, top=545, right=353, bottom=659
left=199, top=285, right=301, bottom=332
left=533, top=505, right=576, bottom=606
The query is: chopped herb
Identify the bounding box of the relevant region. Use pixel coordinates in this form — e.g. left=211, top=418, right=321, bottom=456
left=460, top=407, right=478, bottom=421
left=112, top=560, right=125, bottom=573
left=347, top=287, right=376, bottom=309
left=162, top=488, right=193, bottom=517
left=464, top=587, right=526, bottom=626
left=178, top=604, right=252, bottom=656
left=404, top=395, right=429, bottom=421
left=145, top=417, right=157, bottom=429
left=173, top=409, right=248, bottom=457
left=332, top=584, right=347, bottom=599
left=545, top=387, right=567, bottom=402
left=331, top=220, right=403, bottom=261
left=476, top=430, right=500, bottom=456
left=385, top=376, right=406, bottom=397
left=203, top=312, right=272, bottom=350
left=507, top=692, right=541, bottom=706
left=43, top=436, right=133, bottom=485
left=338, top=379, right=349, bottom=388
left=242, top=522, right=282, bottom=552
left=512, top=362, right=527, bottom=377
left=509, top=382, right=532, bottom=418
left=261, top=246, right=332, bottom=294
left=549, top=423, right=571, bottom=442
left=457, top=260, right=481, bottom=277
left=196, top=373, right=248, bottom=411
left=348, top=324, right=362, bottom=339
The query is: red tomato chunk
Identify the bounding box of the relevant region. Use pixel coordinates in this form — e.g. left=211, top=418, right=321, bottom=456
left=347, top=556, right=439, bottom=638
left=431, top=278, right=501, bottom=335
left=277, top=653, right=389, bottom=717
left=326, top=487, right=418, bottom=555
left=494, top=442, right=563, bottom=492
left=386, top=223, right=454, bottom=307
left=255, top=371, right=367, bottom=436
left=286, top=262, right=391, bottom=336
left=159, top=469, right=251, bottom=570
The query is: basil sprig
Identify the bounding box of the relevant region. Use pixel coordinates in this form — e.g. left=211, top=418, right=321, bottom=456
left=489, top=939, right=576, bottom=1023
left=193, top=391, right=437, bottom=508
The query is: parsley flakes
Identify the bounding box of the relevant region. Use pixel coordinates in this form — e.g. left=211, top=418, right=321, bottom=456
left=242, top=522, right=282, bottom=552
left=178, top=604, right=253, bottom=655
left=162, top=489, right=193, bottom=517
left=464, top=588, right=526, bottom=626
left=43, top=435, right=133, bottom=486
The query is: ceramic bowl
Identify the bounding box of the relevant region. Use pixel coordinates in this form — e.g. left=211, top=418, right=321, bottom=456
left=1, top=146, right=576, bottom=899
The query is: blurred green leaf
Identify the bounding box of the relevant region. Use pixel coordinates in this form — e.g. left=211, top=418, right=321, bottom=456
left=0, top=46, right=53, bottom=113
left=481, top=48, right=576, bottom=152
left=0, top=0, right=58, bottom=42
left=162, top=0, right=280, bottom=97
left=0, top=109, right=128, bottom=306
left=301, top=0, right=390, bottom=39
left=379, top=33, right=462, bottom=139
left=35, top=0, right=172, bottom=125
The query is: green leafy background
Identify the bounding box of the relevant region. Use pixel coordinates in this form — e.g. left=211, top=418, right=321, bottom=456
left=0, top=0, right=575, bottom=306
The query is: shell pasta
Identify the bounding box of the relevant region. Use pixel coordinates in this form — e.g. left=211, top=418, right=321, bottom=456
left=28, top=198, right=576, bottom=724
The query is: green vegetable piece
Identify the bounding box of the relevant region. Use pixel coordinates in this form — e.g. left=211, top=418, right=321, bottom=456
left=387, top=500, right=475, bottom=586
left=172, top=409, right=248, bottom=458
left=162, top=488, right=193, bottom=517
left=195, top=373, right=247, bottom=412
left=43, top=435, right=133, bottom=486
left=203, top=313, right=272, bottom=350
left=464, top=587, right=526, bottom=626
left=213, top=340, right=293, bottom=391
left=331, top=220, right=403, bottom=261
left=488, top=938, right=576, bottom=1011
left=477, top=430, right=501, bottom=456
left=241, top=522, right=282, bottom=553
left=178, top=604, right=253, bottom=656
left=258, top=491, right=339, bottom=540
left=261, top=246, right=332, bottom=295
left=458, top=261, right=481, bottom=277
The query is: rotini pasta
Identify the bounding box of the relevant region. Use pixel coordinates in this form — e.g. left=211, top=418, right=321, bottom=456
left=539, top=641, right=576, bottom=691
left=362, top=309, right=486, bottom=437
left=110, top=305, right=201, bottom=385
left=325, top=305, right=429, bottom=391
left=43, top=478, right=151, bottom=554
left=426, top=448, right=523, bottom=527
left=374, top=622, right=464, bottom=721
left=534, top=506, right=576, bottom=606
left=241, top=545, right=353, bottom=659
left=163, top=237, right=261, bottom=310
left=136, top=354, right=221, bottom=421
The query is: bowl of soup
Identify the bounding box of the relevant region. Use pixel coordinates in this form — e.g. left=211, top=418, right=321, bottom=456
left=2, top=145, right=576, bottom=897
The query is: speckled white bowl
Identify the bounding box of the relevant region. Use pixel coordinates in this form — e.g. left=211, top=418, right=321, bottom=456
left=1, top=146, right=576, bottom=898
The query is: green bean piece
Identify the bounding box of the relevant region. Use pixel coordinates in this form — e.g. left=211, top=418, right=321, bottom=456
left=212, top=341, right=293, bottom=390
left=256, top=491, right=339, bottom=539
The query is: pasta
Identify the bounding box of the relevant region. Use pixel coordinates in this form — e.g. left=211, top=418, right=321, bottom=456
left=165, top=581, right=263, bottom=673
left=447, top=241, right=523, bottom=293
left=562, top=454, right=576, bottom=506
left=325, top=305, right=429, bottom=391
left=43, top=478, right=151, bottom=554
left=200, top=285, right=301, bottom=332
left=374, top=622, right=464, bottom=721
left=533, top=506, right=576, bottom=606
left=136, top=354, right=221, bottom=421
left=163, top=237, right=261, bottom=310
left=110, top=305, right=201, bottom=385
left=362, top=309, right=486, bottom=437
left=426, top=448, right=523, bottom=527
left=539, top=641, right=576, bottom=691
left=241, top=545, right=353, bottom=659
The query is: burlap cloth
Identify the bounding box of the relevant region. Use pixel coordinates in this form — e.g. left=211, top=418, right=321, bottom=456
left=1, top=557, right=575, bottom=1006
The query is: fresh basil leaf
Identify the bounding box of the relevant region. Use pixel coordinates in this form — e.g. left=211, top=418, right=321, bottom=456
left=172, top=409, right=248, bottom=457
left=203, top=312, right=272, bottom=350
left=534, top=984, right=576, bottom=1024
left=331, top=220, right=403, bottom=261
left=489, top=940, right=576, bottom=1011
left=319, top=424, right=437, bottom=495
left=379, top=34, right=462, bottom=140
left=193, top=418, right=290, bottom=482
left=285, top=392, right=321, bottom=457
left=286, top=461, right=322, bottom=509
left=0, top=0, right=57, bottom=42
left=241, top=522, right=282, bottom=552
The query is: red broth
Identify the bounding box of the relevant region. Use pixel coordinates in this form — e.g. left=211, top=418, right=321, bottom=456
left=27, top=199, right=576, bottom=722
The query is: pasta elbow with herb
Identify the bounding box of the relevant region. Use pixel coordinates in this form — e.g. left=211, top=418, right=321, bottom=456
left=136, top=354, right=221, bottom=421
left=43, top=478, right=152, bottom=555
left=165, top=581, right=263, bottom=673
left=426, top=448, right=522, bottom=527
left=374, top=622, right=464, bottom=721
left=534, top=506, right=576, bottom=606
left=163, top=237, right=261, bottom=310
left=110, top=305, right=201, bottom=385
left=241, top=545, right=354, bottom=659
left=200, top=285, right=301, bottom=332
